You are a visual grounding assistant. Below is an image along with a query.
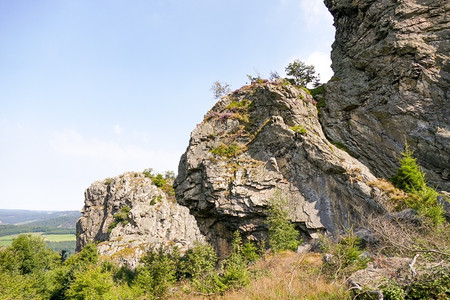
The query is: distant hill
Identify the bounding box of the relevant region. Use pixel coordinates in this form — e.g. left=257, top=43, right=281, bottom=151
left=0, top=209, right=80, bottom=227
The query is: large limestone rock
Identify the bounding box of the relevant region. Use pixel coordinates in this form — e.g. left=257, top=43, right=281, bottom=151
left=322, top=0, right=450, bottom=190
left=175, top=82, right=388, bottom=255
left=76, top=172, right=205, bottom=268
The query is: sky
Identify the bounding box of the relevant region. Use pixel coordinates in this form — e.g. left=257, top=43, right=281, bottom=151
left=0, top=0, right=335, bottom=211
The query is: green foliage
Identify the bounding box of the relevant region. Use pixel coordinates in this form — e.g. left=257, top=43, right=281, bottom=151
left=226, top=99, right=252, bottom=110
left=285, top=59, right=320, bottom=87
left=104, top=178, right=112, bottom=185
left=210, top=143, right=240, bottom=158
left=301, top=86, right=311, bottom=95
left=241, top=241, right=259, bottom=263
left=65, top=243, right=99, bottom=270
left=310, top=85, right=325, bottom=97
left=108, top=206, right=130, bottom=233
left=382, top=282, right=406, bottom=300
left=290, top=125, right=307, bottom=135
left=406, top=268, right=450, bottom=299
left=265, top=191, right=301, bottom=252
left=65, top=266, right=115, bottom=300
left=321, top=228, right=369, bottom=279
left=139, top=246, right=180, bottom=298
left=179, top=242, right=217, bottom=279
left=391, top=146, right=426, bottom=193
left=143, top=168, right=176, bottom=200
left=391, top=146, right=445, bottom=225
left=218, top=231, right=252, bottom=289
left=316, top=98, right=326, bottom=110
left=0, top=234, right=59, bottom=275
left=211, top=81, right=231, bottom=99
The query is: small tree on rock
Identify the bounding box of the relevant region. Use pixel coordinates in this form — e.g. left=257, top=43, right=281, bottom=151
left=265, top=190, right=300, bottom=252
left=285, top=59, right=320, bottom=87
left=210, top=81, right=231, bottom=99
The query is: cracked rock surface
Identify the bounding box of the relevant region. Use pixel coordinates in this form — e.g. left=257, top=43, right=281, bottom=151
left=175, top=82, right=388, bottom=255
left=322, top=0, right=450, bottom=190
left=76, top=172, right=205, bottom=268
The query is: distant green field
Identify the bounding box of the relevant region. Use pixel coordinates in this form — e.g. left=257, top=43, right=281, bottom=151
left=42, top=234, right=76, bottom=242
left=0, top=233, right=76, bottom=246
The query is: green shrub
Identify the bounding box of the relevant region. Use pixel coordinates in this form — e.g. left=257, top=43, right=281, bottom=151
left=218, top=231, right=252, bottom=289
left=226, top=99, right=252, bottom=110
left=290, top=125, right=307, bottom=135
left=179, top=242, right=217, bottom=280
left=241, top=241, right=259, bottom=263
left=391, top=146, right=426, bottom=193
left=391, top=146, right=445, bottom=225
left=380, top=282, right=406, bottom=300
left=310, top=85, right=325, bottom=97
left=321, top=227, right=369, bottom=279
left=143, top=168, right=176, bottom=200
left=210, top=144, right=240, bottom=158
left=151, top=173, right=165, bottom=188
left=406, top=268, right=450, bottom=299
left=104, top=178, right=112, bottom=186
left=316, top=98, right=326, bottom=109
left=138, top=247, right=180, bottom=298
left=301, top=86, right=311, bottom=95
left=108, top=206, right=130, bottom=233
left=0, top=234, right=59, bottom=275
left=265, top=191, right=300, bottom=252
left=65, top=266, right=115, bottom=300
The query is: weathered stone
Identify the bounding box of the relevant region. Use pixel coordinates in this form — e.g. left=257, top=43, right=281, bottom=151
left=76, top=172, right=205, bottom=268
left=322, top=0, right=450, bottom=190
left=175, top=82, right=388, bottom=255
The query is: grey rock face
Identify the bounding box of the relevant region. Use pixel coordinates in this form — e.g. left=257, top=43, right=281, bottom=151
left=175, top=82, right=388, bottom=255
left=322, top=0, right=450, bottom=190
left=76, top=172, right=204, bottom=268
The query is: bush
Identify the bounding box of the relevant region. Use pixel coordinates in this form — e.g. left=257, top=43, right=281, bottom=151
left=285, top=59, right=320, bottom=87
left=321, top=227, right=369, bottom=279
left=65, top=266, right=115, bottom=300
left=138, top=247, right=180, bottom=298
left=391, top=145, right=445, bottom=225
left=108, top=206, right=130, bottom=233
left=179, top=242, right=217, bottom=280
left=265, top=191, right=300, bottom=252
left=290, top=125, right=307, bottom=135
left=210, top=144, right=240, bottom=158
left=218, top=231, right=252, bottom=289
left=143, top=168, right=176, bottom=200
left=391, top=146, right=426, bottom=193
left=0, top=234, right=59, bottom=275
left=406, top=268, right=450, bottom=299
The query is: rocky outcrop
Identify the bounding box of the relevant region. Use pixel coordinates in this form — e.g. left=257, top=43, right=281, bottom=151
left=175, top=82, right=389, bottom=255
left=76, top=172, right=205, bottom=268
left=322, top=0, right=450, bottom=190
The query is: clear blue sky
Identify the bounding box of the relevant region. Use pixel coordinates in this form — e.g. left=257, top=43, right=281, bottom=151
left=0, top=0, right=334, bottom=211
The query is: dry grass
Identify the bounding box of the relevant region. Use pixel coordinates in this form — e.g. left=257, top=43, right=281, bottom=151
left=368, top=178, right=409, bottom=210
left=170, top=251, right=348, bottom=300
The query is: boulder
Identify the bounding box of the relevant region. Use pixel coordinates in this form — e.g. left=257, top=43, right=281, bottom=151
left=76, top=172, right=205, bottom=268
